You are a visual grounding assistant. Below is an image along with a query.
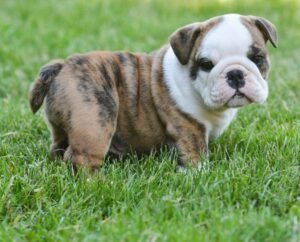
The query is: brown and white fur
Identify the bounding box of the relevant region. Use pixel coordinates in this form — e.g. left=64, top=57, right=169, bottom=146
left=29, top=14, right=277, bottom=171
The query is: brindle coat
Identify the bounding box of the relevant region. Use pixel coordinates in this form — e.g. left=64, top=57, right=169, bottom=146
left=29, top=15, right=277, bottom=171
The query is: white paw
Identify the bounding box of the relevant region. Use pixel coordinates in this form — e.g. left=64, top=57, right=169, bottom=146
left=197, top=161, right=210, bottom=173
left=176, top=165, right=188, bottom=173
left=176, top=161, right=210, bottom=174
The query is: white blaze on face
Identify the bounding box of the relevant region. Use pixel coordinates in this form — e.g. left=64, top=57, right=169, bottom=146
left=200, top=14, right=252, bottom=60
left=193, top=14, right=269, bottom=109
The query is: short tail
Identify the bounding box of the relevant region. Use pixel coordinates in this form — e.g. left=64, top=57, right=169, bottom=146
left=29, top=59, right=64, bottom=113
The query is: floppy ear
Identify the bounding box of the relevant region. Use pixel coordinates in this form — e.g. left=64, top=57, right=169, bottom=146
left=253, top=17, right=278, bottom=48
left=169, top=24, right=201, bottom=65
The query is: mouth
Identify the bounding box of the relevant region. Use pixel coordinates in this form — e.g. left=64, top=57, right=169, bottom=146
left=232, top=90, right=246, bottom=98
left=226, top=90, right=252, bottom=108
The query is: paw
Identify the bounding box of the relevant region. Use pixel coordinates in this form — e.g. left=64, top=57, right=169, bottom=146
left=176, top=161, right=210, bottom=174
left=176, top=165, right=188, bottom=173
left=50, top=147, right=66, bottom=159
left=196, top=161, right=210, bottom=173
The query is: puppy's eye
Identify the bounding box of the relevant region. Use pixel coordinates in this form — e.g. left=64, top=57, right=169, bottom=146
left=198, top=58, right=214, bottom=72
left=250, top=55, right=265, bottom=68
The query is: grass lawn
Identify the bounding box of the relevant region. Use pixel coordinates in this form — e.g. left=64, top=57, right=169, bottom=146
left=0, top=0, right=299, bottom=241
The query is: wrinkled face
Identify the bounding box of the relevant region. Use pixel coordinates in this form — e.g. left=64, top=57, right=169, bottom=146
left=189, top=15, right=271, bottom=110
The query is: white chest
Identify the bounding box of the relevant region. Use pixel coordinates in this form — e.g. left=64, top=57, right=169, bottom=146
left=204, top=109, right=237, bottom=140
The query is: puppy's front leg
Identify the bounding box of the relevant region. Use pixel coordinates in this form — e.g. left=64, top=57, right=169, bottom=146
left=167, top=118, right=208, bottom=170
left=176, top=135, right=208, bottom=173
left=176, top=136, right=207, bottom=169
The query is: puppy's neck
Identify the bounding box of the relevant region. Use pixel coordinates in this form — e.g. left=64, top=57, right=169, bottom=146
left=163, top=46, right=237, bottom=140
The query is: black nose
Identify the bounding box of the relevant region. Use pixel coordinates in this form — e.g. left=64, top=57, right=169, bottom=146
left=226, top=69, right=245, bottom=89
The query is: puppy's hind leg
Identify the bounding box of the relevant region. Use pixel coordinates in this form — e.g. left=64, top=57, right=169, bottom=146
left=63, top=97, right=118, bottom=172
left=49, top=122, right=68, bottom=159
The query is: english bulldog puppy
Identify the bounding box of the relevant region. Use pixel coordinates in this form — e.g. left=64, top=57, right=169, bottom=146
left=29, top=14, right=277, bottom=171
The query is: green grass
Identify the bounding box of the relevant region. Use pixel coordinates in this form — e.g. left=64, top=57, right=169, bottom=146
left=0, top=0, right=300, bottom=241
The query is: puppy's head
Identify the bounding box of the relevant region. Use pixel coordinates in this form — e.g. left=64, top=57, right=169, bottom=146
left=170, top=14, right=277, bottom=109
